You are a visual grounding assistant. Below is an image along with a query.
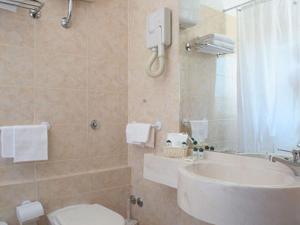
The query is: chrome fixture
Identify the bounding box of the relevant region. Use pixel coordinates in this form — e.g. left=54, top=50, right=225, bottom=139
left=185, top=42, right=192, bottom=52
left=276, top=144, right=300, bottom=163
left=0, top=0, right=44, bottom=18
left=129, top=195, right=137, bottom=205
left=129, top=195, right=143, bottom=207
left=269, top=145, right=300, bottom=175
left=136, top=197, right=144, bottom=207
left=90, top=120, right=99, bottom=130
left=61, top=0, right=72, bottom=28
left=185, top=42, right=234, bottom=56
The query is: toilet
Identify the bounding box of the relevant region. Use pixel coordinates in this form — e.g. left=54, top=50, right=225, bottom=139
left=47, top=204, right=125, bottom=225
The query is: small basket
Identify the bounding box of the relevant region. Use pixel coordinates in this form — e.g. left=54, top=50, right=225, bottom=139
left=163, top=146, right=189, bottom=158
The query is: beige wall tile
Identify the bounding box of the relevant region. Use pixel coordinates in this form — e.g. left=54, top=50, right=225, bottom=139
left=88, top=57, right=127, bottom=93
left=87, top=0, right=128, bottom=60
left=36, top=159, right=89, bottom=179
left=0, top=87, right=34, bottom=125
left=35, top=18, right=87, bottom=56
left=87, top=154, right=128, bottom=171
left=0, top=14, right=34, bottom=48
left=47, top=125, right=88, bottom=161
left=88, top=92, right=127, bottom=127
left=0, top=163, right=35, bottom=185
left=90, top=167, right=131, bottom=191
left=35, top=53, right=88, bottom=89
left=38, top=174, right=91, bottom=200
left=36, top=154, right=128, bottom=179
left=0, top=183, right=36, bottom=209
left=0, top=207, right=19, bottom=225
left=34, top=88, right=87, bottom=125
left=88, top=123, right=127, bottom=157
left=0, top=45, right=34, bottom=87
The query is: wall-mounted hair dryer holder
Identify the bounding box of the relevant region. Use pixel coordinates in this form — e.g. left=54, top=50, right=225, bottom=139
left=146, top=7, right=172, bottom=78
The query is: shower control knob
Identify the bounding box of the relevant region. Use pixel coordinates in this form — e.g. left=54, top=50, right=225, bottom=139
left=137, top=197, right=144, bottom=207
left=90, top=120, right=99, bottom=130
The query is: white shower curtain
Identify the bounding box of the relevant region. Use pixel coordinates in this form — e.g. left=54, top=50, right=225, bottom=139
left=238, top=0, right=300, bottom=153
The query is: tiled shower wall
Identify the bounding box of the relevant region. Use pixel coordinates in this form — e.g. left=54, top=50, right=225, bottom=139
left=0, top=0, right=129, bottom=224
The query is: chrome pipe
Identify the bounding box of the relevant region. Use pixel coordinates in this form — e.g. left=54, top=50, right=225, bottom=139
left=61, top=0, right=73, bottom=28
left=223, top=0, right=254, bottom=12
left=223, top=0, right=274, bottom=12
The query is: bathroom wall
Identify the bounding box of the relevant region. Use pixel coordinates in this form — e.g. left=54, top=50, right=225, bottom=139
left=0, top=0, right=129, bottom=224
left=180, top=5, right=238, bottom=151
left=128, top=1, right=211, bottom=225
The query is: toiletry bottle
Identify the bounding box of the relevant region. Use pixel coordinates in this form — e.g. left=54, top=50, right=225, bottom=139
left=166, top=140, right=172, bottom=146
left=198, top=148, right=204, bottom=159
left=193, top=148, right=198, bottom=161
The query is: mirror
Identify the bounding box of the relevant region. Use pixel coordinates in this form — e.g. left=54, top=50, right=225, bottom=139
left=179, top=0, right=300, bottom=155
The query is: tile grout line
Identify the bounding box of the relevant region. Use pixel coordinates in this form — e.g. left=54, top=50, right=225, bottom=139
left=33, top=17, right=39, bottom=201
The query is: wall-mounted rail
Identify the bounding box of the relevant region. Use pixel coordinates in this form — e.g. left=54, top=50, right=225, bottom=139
left=0, top=0, right=44, bottom=18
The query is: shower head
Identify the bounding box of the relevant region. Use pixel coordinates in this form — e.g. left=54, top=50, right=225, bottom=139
left=61, top=0, right=72, bottom=28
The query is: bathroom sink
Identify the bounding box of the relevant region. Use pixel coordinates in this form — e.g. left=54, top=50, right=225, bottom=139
left=177, top=153, right=300, bottom=225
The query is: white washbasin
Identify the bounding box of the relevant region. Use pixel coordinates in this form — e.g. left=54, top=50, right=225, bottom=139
left=177, top=153, right=300, bottom=225
left=182, top=161, right=295, bottom=186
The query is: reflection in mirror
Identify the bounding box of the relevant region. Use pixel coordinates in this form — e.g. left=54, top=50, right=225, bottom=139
left=179, top=0, right=300, bottom=156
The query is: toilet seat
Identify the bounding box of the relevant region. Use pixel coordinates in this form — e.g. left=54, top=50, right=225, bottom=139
left=47, top=204, right=125, bottom=225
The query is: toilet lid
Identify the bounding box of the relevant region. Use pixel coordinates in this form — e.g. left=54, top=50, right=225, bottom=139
left=48, top=204, right=125, bottom=225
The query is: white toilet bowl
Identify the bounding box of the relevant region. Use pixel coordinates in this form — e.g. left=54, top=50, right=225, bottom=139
left=47, top=204, right=125, bottom=225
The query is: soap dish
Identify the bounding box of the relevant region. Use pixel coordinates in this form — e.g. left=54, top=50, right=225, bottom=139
left=163, top=146, right=188, bottom=158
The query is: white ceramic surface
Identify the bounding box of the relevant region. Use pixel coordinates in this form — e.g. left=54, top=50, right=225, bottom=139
left=177, top=152, right=300, bottom=225
left=143, top=152, right=300, bottom=225
left=144, top=153, right=192, bottom=188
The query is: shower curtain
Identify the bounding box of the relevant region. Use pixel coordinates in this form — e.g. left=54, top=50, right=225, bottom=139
left=238, top=0, right=300, bottom=153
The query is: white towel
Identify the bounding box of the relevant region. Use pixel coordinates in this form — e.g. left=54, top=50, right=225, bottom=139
left=13, top=124, right=48, bottom=162
left=190, top=120, right=208, bottom=143
left=1, top=126, right=15, bottom=158
left=126, top=123, right=152, bottom=146
left=197, top=33, right=235, bottom=45
left=166, top=133, right=188, bottom=147
left=202, top=40, right=235, bottom=50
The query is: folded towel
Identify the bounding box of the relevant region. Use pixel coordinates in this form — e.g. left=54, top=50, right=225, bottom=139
left=196, top=44, right=234, bottom=55
left=13, top=124, right=48, bottom=162
left=201, top=40, right=235, bottom=50
left=126, top=123, right=152, bottom=146
left=166, top=133, right=188, bottom=147
left=1, top=126, right=15, bottom=158
left=197, top=33, right=235, bottom=45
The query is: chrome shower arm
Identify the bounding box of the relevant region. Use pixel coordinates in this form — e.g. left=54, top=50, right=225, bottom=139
left=61, top=0, right=72, bottom=28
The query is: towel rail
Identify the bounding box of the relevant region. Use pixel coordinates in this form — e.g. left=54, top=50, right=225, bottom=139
left=0, top=0, right=44, bottom=18
left=0, top=122, right=51, bottom=130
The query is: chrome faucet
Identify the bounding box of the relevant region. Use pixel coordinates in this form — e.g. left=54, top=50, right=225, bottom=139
left=269, top=145, right=300, bottom=175
left=276, top=144, right=300, bottom=163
